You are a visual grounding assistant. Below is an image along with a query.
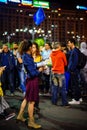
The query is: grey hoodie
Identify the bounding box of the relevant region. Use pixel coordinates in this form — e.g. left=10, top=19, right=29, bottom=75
left=80, top=42, right=87, bottom=69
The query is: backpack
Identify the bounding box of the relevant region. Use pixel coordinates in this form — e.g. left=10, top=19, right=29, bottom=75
left=76, top=48, right=87, bottom=69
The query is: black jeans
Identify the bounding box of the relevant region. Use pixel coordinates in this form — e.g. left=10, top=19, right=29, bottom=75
left=70, top=72, right=81, bottom=101
left=41, top=73, right=50, bottom=93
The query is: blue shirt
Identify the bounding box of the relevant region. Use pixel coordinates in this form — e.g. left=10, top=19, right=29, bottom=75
left=41, top=49, right=52, bottom=60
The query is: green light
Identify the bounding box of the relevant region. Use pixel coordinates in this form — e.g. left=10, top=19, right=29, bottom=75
left=33, top=0, right=50, bottom=9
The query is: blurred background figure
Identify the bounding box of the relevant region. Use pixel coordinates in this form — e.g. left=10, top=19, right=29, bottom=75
left=12, top=43, right=20, bottom=90
left=0, top=66, right=15, bottom=120
left=41, top=42, right=52, bottom=94
left=0, top=66, right=10, bottom=114
left=80, top=42, right=87, bottom=96
left=16, top=43, right=27, bottom=96
left=0, top=44, right=15, bottom=96
left=12, top=43, right=18, bottom=57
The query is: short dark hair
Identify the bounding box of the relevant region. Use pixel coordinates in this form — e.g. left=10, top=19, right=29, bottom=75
left=45, top=42, right=52, bottom=49
left=67, top=38, right=76, bottom=45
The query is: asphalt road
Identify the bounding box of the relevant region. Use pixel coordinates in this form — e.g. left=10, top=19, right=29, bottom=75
left=0, top=91, right=87, bottom=130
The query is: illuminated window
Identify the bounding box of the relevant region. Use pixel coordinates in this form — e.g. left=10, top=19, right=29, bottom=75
left=80, top=18, right=84, bottom=20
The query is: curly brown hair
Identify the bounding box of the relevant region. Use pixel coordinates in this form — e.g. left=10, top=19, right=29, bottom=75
left=18, top=39, right=32, bottom=55
left=32, top=42, right=40, bottom=56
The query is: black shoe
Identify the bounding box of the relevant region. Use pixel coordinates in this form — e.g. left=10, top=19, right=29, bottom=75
left=52, top=102, right=58, bottom=106
left=60, top=104, right=71, bottom=108
left=34, top=107, right=40, bottom=111
left=34, top=107, right=40, bottom=114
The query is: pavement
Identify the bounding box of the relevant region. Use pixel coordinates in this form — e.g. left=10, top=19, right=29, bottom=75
left=0, top=90, right=87, bottom=130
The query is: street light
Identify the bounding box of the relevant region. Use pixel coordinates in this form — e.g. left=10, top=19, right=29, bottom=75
left=76, top=35, right=80, bottom=47
left=29, top=28, right=37, bottom=41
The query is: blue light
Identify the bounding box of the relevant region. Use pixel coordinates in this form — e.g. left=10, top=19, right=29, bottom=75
left=76, top=5, right=87, bottom=10
left=8, top=0, right=20, bottom=3
left=0, top=0, right=7, bottom=3
left=21, top=0, right=32, bottom=5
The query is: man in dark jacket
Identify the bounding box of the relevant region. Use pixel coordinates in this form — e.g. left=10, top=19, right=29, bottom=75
left=67, top=38, right=82, bottom=105
left=0, top=44, right=15, bottom=96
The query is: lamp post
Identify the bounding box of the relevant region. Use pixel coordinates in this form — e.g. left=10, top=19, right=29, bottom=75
left=7, top=35, right=11, bottom=43
left=29, top=28, right=37, bottom=42
left=76, top=35, right=80, bottom=47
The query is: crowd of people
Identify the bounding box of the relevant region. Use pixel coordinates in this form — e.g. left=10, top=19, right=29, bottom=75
left=0, top=38, right=87, bottom=129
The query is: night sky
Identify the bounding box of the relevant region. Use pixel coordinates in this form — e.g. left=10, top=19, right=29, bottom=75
left=46, top=0, right=87, bottom=10
left=0, top=0, right=87, bottom=10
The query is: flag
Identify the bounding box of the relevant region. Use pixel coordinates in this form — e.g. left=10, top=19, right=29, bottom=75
left=33, top=7, right=46, bottom=26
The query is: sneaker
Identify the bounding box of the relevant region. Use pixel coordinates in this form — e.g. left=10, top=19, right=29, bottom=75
left=68, top=99, right=80, bottom=105
left=10, top=93, right=15, bottom=96
left=43, top=92, right=51, bottom=96
left=60, top=104, right=71, bottom=108
left=39, top=92, right=44, bottom=96
left=79, top=98, right=83, bottom=102
left=5, top=113, right=15, bottom=120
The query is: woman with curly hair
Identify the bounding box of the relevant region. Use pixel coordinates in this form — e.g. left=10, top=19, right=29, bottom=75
left=17, top=40, right=43, bottom=129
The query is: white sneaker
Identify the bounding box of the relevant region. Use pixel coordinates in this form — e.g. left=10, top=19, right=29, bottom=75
left=79, top=98, right=83, bottom=102
left=5, top=113, right=15, bottom=120
left=68, top=99, right=80, bottom=105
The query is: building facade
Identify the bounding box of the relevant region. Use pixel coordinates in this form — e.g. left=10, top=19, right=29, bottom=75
left=0, top=3, right=87, bottom=43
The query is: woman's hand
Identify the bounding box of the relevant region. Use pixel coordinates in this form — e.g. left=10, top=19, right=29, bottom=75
left=38, top=67, right=44, bottom=72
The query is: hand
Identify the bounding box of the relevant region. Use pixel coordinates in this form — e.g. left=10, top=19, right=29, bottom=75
left=0, top=66, right=6, bottom=76
left=43, top=65, right=48, bottom=70
left=38, top=67, right=44, bottom=72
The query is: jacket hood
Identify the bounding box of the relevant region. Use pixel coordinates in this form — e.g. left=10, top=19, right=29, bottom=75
left=51, top=49, right=61, bottom=56
left=80, top=42, right=87, bottom=52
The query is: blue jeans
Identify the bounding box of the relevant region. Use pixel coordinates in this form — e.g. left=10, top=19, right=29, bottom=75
left=65, top=71, right=70, bottom=92
left=18, top=69, right=26, bottom=93
left=51, top=74, right=68, bottom=105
